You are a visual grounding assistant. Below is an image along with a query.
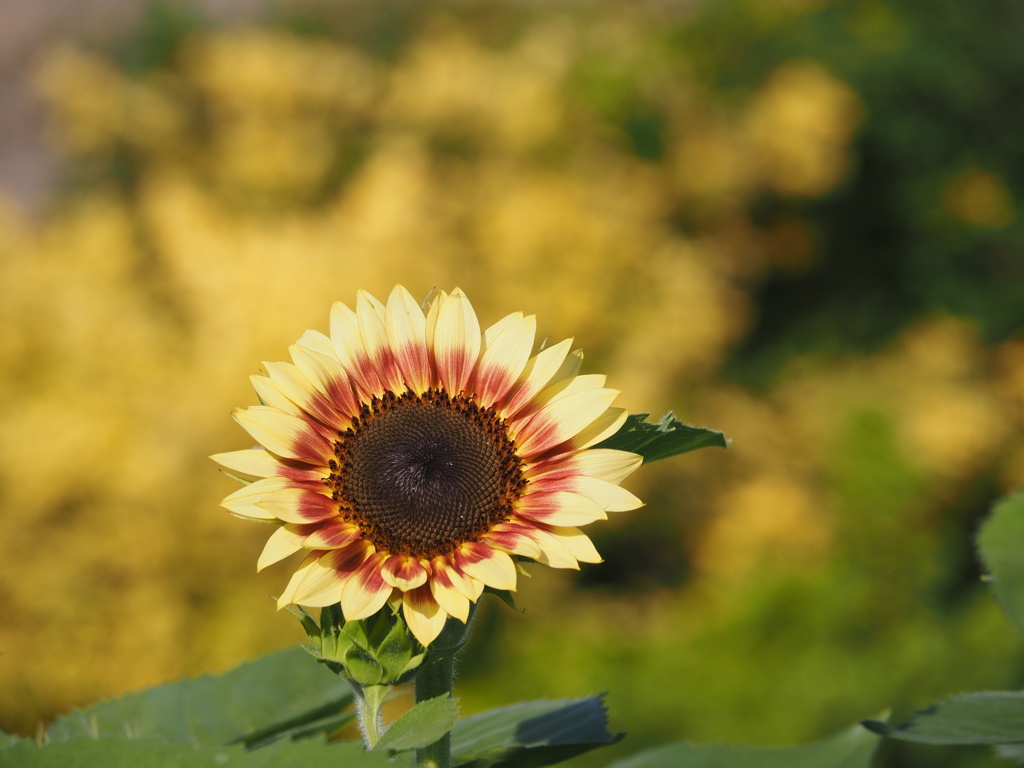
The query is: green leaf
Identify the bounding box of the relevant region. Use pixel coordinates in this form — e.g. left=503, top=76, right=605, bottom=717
left=607, top=723, right=876, bottom=768
left=863, top=692, right=1024, bottom=745
left=977, top=491, right=1024, bottom=634
left=45, top=647, right=354, bottom=748
left=1, top=735, right=392, bottom=767
left=594, top=412, right=727, bottom=463
left=452, top=695, right=622, bottom=768
left=374, top=695, right=461, bottom=753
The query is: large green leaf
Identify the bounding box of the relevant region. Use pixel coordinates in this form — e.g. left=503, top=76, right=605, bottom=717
left=1, top=735, right=392, bottom=768
left=594, top=412, right=727, bottom=463
left=863, top=692, right=1024, bottom=745
left=607, top=723, right=876, bottom=768
left=977, top=491, right=1024, bottom=634
left=374, top=695, right=461, bottom=753
left=451, top=695, right=622, bottom=768
left=45, top=647, right=353, bottom=747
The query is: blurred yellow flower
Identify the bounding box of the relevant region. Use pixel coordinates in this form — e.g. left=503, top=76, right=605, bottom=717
left=943, top=168, right=1015, bottom=229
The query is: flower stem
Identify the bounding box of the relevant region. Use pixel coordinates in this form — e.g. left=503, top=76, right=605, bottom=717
left=356, top=684, right=390, bottom=749
left=414, top=609, right=477, bottom=768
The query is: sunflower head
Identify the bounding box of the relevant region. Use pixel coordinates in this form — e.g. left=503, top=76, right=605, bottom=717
left=213, top=286, right=643, bottom=647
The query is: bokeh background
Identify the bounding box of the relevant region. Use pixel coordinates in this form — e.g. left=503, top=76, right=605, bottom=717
left=2, top=0, right=1023, bottom=766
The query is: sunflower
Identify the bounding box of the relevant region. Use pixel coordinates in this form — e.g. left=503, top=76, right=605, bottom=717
left=213, top=286, right=643, bottom=646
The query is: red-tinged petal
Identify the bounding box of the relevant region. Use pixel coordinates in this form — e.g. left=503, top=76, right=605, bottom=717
left=547, top=526, right=603, bottom=564
left=455, top=541, right=517, bottom=590
left=302, top=521, right=362, bottom=549
left=288, top=345, right=361, bottom=420
left=381, top=554, right=429, bottom=590
left=432, top=287, right=480, bottom=395
left=221, top=476, right=298, bottom=520
left=430, top=574, right=470, bottom=623
left=341, top=551, right=394, bottom=620
left=472, top=313, right=536, bottom=408
left=296, top=542, right=380, bottom=612
left=385, top=285, right=431, bottom=394
left=430, top=555, right=477, bottom=602
left=258, top=524, right=308, bottom=571
left=530, top=373, right=606, bottom=411
left=403, top=585, right=448, bottom=646
left=500, top=338, right=573, bottom=419
left=233, top=406, right=332, bottom=464
left=513, top=388, right=621, bottom=458
left=330, top=299, right=384, bottom=398
left=263, top=360, right=341, bottom=427
left=509, top=374, right=607, bottom=427
left=515, top=490, right=607, bottom=527
left=484, top=521, right=544, bottom=559
left=525, top=448, right=642, bottom=485
left=211, top=448, right=322, bottom=483
left=357, top=290, right=404, bottom=392
left=527, top=475, right=643, bottom=512
left=257, top=486, right=338, bottom=524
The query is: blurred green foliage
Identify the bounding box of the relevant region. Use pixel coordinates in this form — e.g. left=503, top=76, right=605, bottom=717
left=1, top=2, right=1022, bottom=768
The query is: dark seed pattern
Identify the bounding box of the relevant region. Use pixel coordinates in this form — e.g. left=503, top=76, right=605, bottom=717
left=327, top=389, right=526, bottom=559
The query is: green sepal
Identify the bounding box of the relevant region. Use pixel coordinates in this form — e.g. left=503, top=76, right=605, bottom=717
left=376, top=613, right=426, bottom=684
left=344, top=643, right=385, bottom=687
left=288, top=602, right=427, bottom=688
left=284, top=605, right=322, bottom=650
left=484, top=587, right=519, bottom=612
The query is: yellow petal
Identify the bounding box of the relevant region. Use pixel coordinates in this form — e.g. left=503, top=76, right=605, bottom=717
left=341, top=553, right=394, bottom=620
left=385, top=285, right=430, bottom=393
left=211, top=448, right=278, bottom=478
left=456, top=543, right=517, bottom=591
left=567, top=476, right=644, bottom=512
left=250, top=375, right=300, bottom=415
left=403, top=587, right=448, bottom=646
left=381, top=555, right=429, bottom=590
left=501, top=338, right=574, bottom=417
left=277, top=553, right=320, bottom=607
left=473, top=313, right=537, bottom=408
left=294, top=329, right=336, bottom=358
left=222, top=477, right=293, bottom=520
left=547, top=526, right=603, bottom=564
left=567, top=449, right=643, bottom=483
left=258, top=525, right=307, bottom=571
left=570, top=408, right=629, bottom=451
left=514, top=388, right=621, bottom=457
left=523, top=526, right=580, bottom=569
left=516, top=490, right=607, bottom=527
left=432, top=287, right=481, bottom=395
left=330, top=299, right=383, bottom=397
left=233, top=406, right=330, bottom=463
left=257, top=486, right=338, bottom=524
left=430, top=578, right=470, bottom=623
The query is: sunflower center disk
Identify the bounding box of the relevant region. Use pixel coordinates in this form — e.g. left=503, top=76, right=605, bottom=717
left=331, top=390, right=525, bottom=559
